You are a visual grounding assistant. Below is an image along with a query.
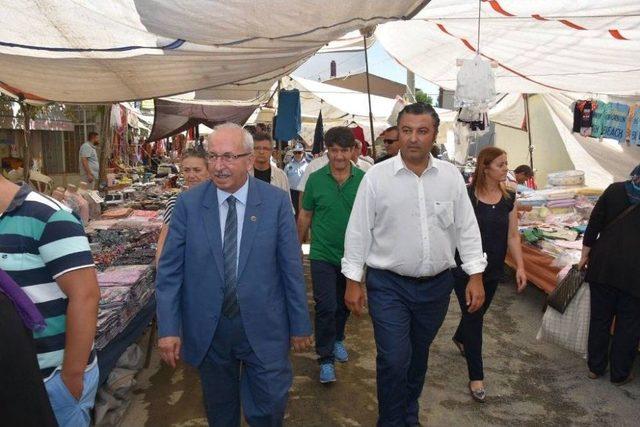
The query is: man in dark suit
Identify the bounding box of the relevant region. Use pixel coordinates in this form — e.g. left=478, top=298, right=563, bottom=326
left=156, top=123, right=313, bottom=426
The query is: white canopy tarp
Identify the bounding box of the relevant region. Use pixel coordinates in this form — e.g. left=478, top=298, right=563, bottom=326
left=0, top=0, right=427, bottom=103
left=377, top=0, right=640, bottom=94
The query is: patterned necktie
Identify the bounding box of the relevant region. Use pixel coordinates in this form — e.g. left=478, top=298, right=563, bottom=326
left=222, top=196, right=240, bottom=318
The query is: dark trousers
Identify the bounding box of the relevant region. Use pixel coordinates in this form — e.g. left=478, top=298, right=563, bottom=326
left=588, top=282, right=640, bottom=382
left=310, top=259, right=350, bottom=364
left=290, top=190, right=301, bottom=220
left=452, top=268, right=499, bottom=381
left=366, top=268, right=453, bottom=427
left=0, top=294, right=57, bottom=427
left=198, top=315, right=291, bottom=427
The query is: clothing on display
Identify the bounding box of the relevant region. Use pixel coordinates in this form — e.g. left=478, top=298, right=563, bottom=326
left=274, top=89, right=301, bottom=142
left=591, top=100, right=608, bottom=138
left=602, top=102, right=630, bottom=142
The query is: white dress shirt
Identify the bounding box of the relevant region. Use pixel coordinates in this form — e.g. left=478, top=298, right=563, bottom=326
left=341, top=154, right=487, bottom=282
left=217, top=177, right=249, bottom=273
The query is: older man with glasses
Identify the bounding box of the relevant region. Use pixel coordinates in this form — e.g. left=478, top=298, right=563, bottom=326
left=375, top=126, right=400, bottom=164
left=156, top=123, right=312, bottom=426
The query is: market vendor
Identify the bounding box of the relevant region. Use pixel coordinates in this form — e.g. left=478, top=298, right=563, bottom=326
left=79, top=131, right=100, bottom=189
left=155, top=149, right=210, bottom=264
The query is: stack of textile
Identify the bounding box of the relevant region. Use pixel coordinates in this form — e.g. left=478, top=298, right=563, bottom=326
left=546, top=190, right=576, bottom=209
left=95, top=265, right=155, bottom=350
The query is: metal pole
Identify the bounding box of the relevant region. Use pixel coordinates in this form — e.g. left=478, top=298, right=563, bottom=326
left=524, top=94, right=534, bottom=170
left=363, top=33, right=376, bottom=159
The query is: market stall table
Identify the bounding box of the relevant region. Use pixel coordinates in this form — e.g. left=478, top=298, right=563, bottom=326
left=505, top=242, right=561, bottom=294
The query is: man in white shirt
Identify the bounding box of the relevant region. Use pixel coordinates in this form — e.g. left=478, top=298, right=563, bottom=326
left=342, top=103, right=486, bottom=427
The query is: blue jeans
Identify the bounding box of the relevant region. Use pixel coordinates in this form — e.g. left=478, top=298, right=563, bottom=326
left=199, top=315, right=291, bottom=427
left=44, top=361, right=100, bottom=427
left=366, top=268, right=453, bottom=427
left=310, top=260, right=350, bottom=364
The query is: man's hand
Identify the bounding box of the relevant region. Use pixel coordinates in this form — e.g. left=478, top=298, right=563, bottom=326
left=87, top=174, right=94, bottom=183
left=291, top=336, right=313, bottom=352
left=465, top=275, right=485, bottom=313
left=61, top=371, right=84, bottom=400
left=158, top=336, right=181, bottom=368
left=345, top=279, right=366, bottom=316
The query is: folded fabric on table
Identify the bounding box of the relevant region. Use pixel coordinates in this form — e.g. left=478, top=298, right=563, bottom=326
left=102, top=207, right=133, bottom=219
left=546, top=191, right=576, bottom=201
left=546, top=199, right=576, bottom=208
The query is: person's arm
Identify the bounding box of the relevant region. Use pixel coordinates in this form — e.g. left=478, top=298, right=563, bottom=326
left=81, top=157, right=93, bottom=182
left=453, top=174, right=487, bottom=313
left=342, top=175, right=375, bottom=316
left=38, top=210, right=98, bottom=399
left=276, top=192, right=313, bottom=350
left=507, top=197, right=527, bottom=292
left=155, top=224, right=169, bottom=266
left=156, top=195, right=187, bottom=368
left=297, top=208, right=313, bottom=245
left=57, top=268, right=100, bottom=399
left=579, top=185, right=610, bottom=269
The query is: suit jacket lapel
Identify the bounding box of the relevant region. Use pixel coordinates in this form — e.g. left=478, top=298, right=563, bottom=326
left=201, top=182, right=224, bottom=282
left=238, top=177, right=262, bottom=279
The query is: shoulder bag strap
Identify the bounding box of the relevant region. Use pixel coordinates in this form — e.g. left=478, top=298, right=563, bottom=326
left=602, top=203, right=640, bottom=234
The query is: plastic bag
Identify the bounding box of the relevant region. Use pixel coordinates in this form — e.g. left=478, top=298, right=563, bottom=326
left=537, top=283, right=590, bottom=357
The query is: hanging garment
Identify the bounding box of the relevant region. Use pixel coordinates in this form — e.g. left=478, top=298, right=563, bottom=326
left=572, top=101, right=581, bottom=133
left=274, top=89, right=301, bottom=142
left=455, top=55, right=496, bottom=111
left=629, top=105, right=640, bottom=146
left=350, top=125, right=369, bottom=155
left=579, top=100, right=596, bottom=137
left=312, top=111, right=324, bottom=155
left=591, top=100, right=608, bottom=138
left=603, top=102, right=630, bottom=142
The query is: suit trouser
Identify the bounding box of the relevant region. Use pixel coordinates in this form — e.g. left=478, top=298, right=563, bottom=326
left=198, top=315, right=292, bottom=427
left=366, top=268, right=453, bottom=427
left=310, top=259, right=350, bottom=364
left=452, top=268, right=499, bottom=381
left=588, top=282, right=640, bottom=382
left=290, top=190, right=301, bottom=220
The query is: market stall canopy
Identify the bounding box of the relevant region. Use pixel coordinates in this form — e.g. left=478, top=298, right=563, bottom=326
left=0, top=0, right=428, bottom=103
left=377, top=0, right=640, bottom=94
left=148, top=95, right=259, bottom=142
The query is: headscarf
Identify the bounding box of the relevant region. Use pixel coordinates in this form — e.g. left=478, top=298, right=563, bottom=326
left=625, top=164, right=640, bottom=205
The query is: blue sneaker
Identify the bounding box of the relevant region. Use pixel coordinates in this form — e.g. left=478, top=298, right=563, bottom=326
left=334, top=341, right=349, bottom=363
left=319, top=363, right=336, bottom=384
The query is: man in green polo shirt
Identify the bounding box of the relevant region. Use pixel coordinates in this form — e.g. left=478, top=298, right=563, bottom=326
left=297, top=126, right=365, bottom=384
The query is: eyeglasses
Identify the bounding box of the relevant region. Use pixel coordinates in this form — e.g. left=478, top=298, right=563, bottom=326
left=207, top=152, right=252, bottom=163
left=383, top=139, right=398, bottom=145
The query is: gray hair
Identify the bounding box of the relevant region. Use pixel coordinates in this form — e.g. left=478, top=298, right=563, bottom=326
left=208, top=122, right=254, bottom=152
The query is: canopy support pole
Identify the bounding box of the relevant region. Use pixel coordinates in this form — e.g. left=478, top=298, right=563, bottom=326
left=363, top=33, right=376, bottom=159
left=18, top=100, right=31, bottom=182
left=524, top=94, right=534, bottom=170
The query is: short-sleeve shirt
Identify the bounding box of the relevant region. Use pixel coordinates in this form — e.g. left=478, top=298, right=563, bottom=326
left=79, top=141, right=100, bottom=181
left=163, top=194, right=178, bottom=224
left=0, top=185, right=95, bottom=377
left=302, top=165, right=365, bottom=266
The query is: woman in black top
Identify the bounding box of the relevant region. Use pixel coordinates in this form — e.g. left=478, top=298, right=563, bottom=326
left=452, top=147, right=527, bottom=403
left=579, top=164, right=640, bottom=385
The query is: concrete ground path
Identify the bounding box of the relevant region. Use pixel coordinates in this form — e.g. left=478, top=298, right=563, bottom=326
left=121, top=261, right=640, bottom=426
